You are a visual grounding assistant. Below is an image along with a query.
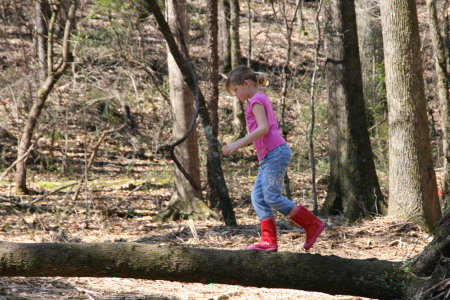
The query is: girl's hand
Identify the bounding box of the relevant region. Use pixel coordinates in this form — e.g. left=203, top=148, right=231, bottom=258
left=223, top=141, right=241, bottom=156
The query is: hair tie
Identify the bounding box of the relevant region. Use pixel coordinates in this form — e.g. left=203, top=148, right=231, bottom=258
left=254, top=72, right=259, bottom=75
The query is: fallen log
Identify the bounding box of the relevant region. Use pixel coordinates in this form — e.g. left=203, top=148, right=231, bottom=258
left=0, top=242, right=411, bottom=299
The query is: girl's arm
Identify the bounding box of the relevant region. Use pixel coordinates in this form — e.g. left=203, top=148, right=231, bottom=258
left=223, top=103, right=268, bottom=156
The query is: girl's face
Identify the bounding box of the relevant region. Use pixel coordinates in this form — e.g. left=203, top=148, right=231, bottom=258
left=231, top=80, right=252, bottom=101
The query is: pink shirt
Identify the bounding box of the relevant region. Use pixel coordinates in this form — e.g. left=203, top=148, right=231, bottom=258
left=245, top=93, right=287, bottom=161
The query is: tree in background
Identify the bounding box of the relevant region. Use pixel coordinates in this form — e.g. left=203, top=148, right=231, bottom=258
left=158, top=0, right=214, bottom=221
left=321, top=0, right=386, bottom=221
left=15, top=0, right=78, bottom=194
left=380, top=0, right=442, bottom=231
left=426, top=0, right=450, bottom=215
left=206, top=0, right=222, bottom=208
left=35, top=0, right=50, bottom=83
left=230, top=0, right=246, bottom=139
left=270, top=1, right=303, bottom=200
left=144, top=0, right=236, bottom=225
left=355, top=0, right=386, bottom=126
left=218, top=0, right=231, bottom=72
left=296, top=0, right=305, bottom=37
left=229, top=0, right=241, bottom=69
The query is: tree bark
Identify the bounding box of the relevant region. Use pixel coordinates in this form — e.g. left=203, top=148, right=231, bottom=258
left=206, top=0, right=220, bottom=139
left=426, top=0, right=450, bottom=215
left=409, top=212, right=450, bottom=276
left=321, top=0, right=386, bottom=221
left=380, top=0, right=442, bottom=231
left=3, top=212, right=450, bottom=298
left=144, top=0, right=237, bottom=226
left=206, top=0, right=222, bottom=208
left=0, top=242, right=408, bottom=299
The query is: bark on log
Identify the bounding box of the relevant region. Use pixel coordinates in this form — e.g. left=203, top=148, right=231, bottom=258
left=0, top=242, right=409, bottom=299
left=409, top=212, right=450, bottom=276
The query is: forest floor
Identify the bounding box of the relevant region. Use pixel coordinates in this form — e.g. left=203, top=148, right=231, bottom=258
left=0, top=151, right=432, bottom=299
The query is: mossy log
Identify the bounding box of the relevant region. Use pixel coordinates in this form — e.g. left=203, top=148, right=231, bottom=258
left=0, top=242, right=410, bottom=299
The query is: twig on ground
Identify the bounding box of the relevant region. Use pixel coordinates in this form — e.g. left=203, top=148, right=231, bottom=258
left=117, top=179, right=150, bottom=205
left=0, top=195, right=22, bottom=206
left=30, top=182, right=77, bottom=205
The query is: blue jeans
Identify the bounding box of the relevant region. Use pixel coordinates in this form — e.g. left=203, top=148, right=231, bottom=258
left=251, top=144, right=296, bottom=220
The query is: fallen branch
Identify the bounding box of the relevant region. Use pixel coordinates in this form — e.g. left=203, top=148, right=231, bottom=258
left=0, top=242, right=408, bottom=299
left=30, top=182, right=77, bottom=205
left=106, top=208, right=156, bottom=218
left=0, top=195, right=22, bottom=206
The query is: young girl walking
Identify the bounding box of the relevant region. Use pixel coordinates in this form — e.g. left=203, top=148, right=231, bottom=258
left=223, top=65, right=325, bottom=252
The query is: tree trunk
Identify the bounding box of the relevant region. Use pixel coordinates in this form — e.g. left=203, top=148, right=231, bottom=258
left=354, top=0, right=385, bottom=126
left=321, top=0, right=386, bottom=221
left=232, top=98, right=246, bottom=139
left=3, top=212, right=450, bottom=298
left=426, top=0, right=450, bottom=215
left=158, top=0, right=213, bottom=221
left=380, top=0, right=442, bottom=231
left=230, top=0, right=246, bottom=139
left=297, top=0, right=304, bottom=37
left=144, top=0, right=237, bottom=226
left=445, top=1, right=450, bottom=66
left=206, top=0, right=221, bottom=208
left=0, top=242, right=409, bottom=299
left=309, top=0, right=324, bottom=215
left=218, top=0, right=231, bottom=72
left=206, top=1, right=220, bottom=139
left=229, top=0, right=241, bottom=68
left=409, top=212, right=450, bottom=276
left=15, top=77, right=60, bottom=195
left=15, top=0, right=77, bottom=195
left=35, top=0, right=49, bottom=83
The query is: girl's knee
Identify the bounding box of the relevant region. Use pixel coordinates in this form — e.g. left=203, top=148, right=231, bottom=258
left=251, top=191, right=263, bottom=206
left=263, top=194, right=283, bottom=206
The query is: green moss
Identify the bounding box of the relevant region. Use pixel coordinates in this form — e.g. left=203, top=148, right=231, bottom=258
left=34, top=181, right=76, bottom=190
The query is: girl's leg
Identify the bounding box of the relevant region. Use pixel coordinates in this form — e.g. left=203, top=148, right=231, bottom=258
left=260, top=145, right=295, bottom=216
left=246, top=167, right=278, bottom=251
left=260, top=144, right=325, bottom=250
left=289, top=205, right=325, bottom=250
left=251, top=166, right=274, bottom=220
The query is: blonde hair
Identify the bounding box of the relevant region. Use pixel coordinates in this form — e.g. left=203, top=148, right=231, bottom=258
left=225, top=65, right=268, bottom=94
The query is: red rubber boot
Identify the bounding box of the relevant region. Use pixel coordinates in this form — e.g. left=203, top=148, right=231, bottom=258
left=290, top=205, right=325, bottom=250
left=245, top=217, right=278, bottom=252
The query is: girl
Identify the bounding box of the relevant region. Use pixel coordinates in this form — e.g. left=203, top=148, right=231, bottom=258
left=223, top=65, right=325, bottom=252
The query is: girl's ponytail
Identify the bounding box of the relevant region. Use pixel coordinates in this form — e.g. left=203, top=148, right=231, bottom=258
left=255, top=72, right=268, bottom=87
